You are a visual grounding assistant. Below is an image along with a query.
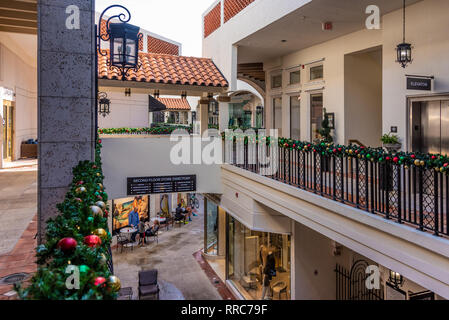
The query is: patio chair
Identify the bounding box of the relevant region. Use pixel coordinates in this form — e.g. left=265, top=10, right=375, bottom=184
left=271, top=281, right=288, bottom=300
left=138, top=269, right=160, bottom=300
left=118, top=287, right=133, bottom=300
left=145, top=225, right=159, bottom=244
left=116, top=234, right=133, bottom=253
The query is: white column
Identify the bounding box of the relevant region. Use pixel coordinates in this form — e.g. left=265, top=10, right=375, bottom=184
left=150, top=194, right=157, bottom=218
left=199, top=97, right=210, bottom=135
left=218, top=95, right=230, bottom=132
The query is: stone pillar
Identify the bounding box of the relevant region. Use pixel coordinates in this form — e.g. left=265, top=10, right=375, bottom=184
left=199, top=97, right=210, bottom=135
left=218, top=95, right=230, bottom=132
left=150, top=194, right=157, bottom=218
left=38, top=1, right=96, bottom=242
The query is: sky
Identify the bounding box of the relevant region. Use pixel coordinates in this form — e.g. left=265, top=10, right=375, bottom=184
left=95, top=0, right=215, bottom=57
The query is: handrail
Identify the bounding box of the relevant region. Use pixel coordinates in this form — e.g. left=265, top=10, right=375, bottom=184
left=348, top=139, right=366, bottom=147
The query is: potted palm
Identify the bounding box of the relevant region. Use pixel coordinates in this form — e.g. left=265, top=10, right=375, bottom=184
left=381, top=133, right=401, bottom=153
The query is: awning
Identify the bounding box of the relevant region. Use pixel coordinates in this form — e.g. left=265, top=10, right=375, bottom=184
left=148, top=95, right=167, bottom=112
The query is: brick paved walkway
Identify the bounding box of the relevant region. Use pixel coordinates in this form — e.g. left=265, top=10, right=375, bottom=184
left=0, top=215, right=37, bottom=300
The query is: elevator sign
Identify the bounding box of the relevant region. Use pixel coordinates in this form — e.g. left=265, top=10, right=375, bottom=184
left=407, top=77, right=432, bottom=91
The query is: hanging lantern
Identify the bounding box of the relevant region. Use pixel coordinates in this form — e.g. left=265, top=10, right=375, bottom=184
left=396, top=0, right=412, bottom=68
left=98, top=92, right=110, bottom=117
left=97, top=5, right=142, bottom=79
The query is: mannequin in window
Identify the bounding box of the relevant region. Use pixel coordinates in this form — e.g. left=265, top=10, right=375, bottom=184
left=260, top=246, right=276, bottom=300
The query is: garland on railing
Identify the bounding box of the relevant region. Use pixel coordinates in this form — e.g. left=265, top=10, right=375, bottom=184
left=16, top=140, right=120, bottom=300
left=278, top=138, right=449, bottom=173
left=222, top=132, right=449, bottom=174
left=99, top=126, right=192, bottom=135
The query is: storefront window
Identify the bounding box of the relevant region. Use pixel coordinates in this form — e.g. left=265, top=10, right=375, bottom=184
left=229, top=102, right=252, bottom=128
left=290, top=96, right=301, bottom=140
left=311, top=93, right=323, bottom=141
left=310, top=65, right=323, bottom=81
left=273, top=97, right=282, bottom=131
left=205, top=199, right=219, bottom=255
left=226, top=215, right=291, bottom=300
left=290, top=70, right=300, bottom=84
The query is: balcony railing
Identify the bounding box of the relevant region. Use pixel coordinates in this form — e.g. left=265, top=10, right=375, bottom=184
left=225, top=138, right=449, bottom=238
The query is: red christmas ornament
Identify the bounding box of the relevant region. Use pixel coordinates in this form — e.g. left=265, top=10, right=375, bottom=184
left=76, top=181, right=84, bottom=186
left=333, top=149, right=337, bottom=153
left=98, top=139, right=102, bottom=144
left=393, top=157, right=399, bottom=163
left=104, top=210, right=109, bottom=218
left=57, top=237, right=78, bottom=252
left=411, top=154, right=416, bottom=159
left=338, top=148, right=342, bottom=152
left=84, top=235, right=102, bottom=248
left=94, top=277, right=106, bottom=287
left=431, top=156, right=436, bottom=160
left=444, top=163, right=449, bottom=168
left=386, top=157, right=391, bottom=161
left=293, top=144, right=296, bottom=148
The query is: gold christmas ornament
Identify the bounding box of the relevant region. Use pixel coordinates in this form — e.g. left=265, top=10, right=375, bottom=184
left=93, top=228, right=108, bottom=240
left=420, top=161, right=425, bottom=167
left=95, top=201, right=106, bottom=210
left=89, top=205, right=103, bottom=217
left=108, top=275, right=121, bottom=291
left=414, top=160, right=420, bottom=166
left=99, top=253, right=108, bottom=264
left=96, top=172, right=101, bottom=177
left=98, top=183, right=104, bottom=190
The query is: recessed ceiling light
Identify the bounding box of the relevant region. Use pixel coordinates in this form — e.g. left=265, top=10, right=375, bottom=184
left=281, top=40, right=287, bottom=43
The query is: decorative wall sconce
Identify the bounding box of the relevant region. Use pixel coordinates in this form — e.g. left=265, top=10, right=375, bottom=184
left=125, top=88, right=131, bottom=96
left=98, top=92, right=111, bottom=117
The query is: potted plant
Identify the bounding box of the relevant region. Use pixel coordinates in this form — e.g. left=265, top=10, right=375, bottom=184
left=381, top=133, right=401, bottom=153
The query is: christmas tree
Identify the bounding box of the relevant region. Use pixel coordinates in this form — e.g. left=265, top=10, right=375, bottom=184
left=16, top=141, right=121, bottom=300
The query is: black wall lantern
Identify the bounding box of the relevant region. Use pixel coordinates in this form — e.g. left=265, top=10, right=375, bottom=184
left=396, top=0, right=412, bottom=68
left=97, top=5, right=142, bottom=79
left=98, top=92, right=111, bottom=117
left=389, top=270, right=404, bottom=288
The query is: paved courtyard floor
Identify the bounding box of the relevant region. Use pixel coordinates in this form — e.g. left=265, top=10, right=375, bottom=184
left=0, top=163, right=38, bottom=300
left=0, top=166, right=37, bottom=256
left=113, top=195, right=227, bottom=300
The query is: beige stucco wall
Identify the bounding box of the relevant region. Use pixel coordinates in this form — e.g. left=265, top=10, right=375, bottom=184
left=0, top=38, right=37, bottom=161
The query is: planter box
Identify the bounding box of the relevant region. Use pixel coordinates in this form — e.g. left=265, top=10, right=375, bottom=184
left=21, top=143, right=37, bottom=159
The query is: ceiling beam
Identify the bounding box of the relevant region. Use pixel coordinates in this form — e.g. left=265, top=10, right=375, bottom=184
left=0, top=0, right=37, bottom=13
left=0, top=9, right=37, bottom=22
left=0, top=17, right=36, bottom=29
left=0, top=25, right=36, bottom=35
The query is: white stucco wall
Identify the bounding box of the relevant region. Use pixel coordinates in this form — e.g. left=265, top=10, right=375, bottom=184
left=0, top=39, right=37, bottom=161
left=205, top=0, right=449, bottom=148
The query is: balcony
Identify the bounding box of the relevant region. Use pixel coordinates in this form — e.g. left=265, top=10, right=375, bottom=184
left=224, top=137, right=449, bottom=238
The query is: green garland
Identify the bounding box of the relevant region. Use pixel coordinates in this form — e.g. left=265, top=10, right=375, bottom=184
left=16, top=140, right=119, bottom=300
left=221, top=133, right=449, bottom=173
left=99, top=126, right=192, bottom=135
left=278, top=138, right=449, bottom=173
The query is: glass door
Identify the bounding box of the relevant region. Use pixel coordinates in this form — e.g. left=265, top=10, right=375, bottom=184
left=310, top=93, right=323, bottom=141
left=2, top=102, right=14, bottom=161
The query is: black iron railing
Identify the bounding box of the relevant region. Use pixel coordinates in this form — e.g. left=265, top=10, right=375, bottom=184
left=225, top=140, right=449, bottom=238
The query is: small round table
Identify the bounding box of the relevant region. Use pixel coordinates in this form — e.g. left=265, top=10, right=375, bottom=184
left=120, top=227, right=137, bottom=247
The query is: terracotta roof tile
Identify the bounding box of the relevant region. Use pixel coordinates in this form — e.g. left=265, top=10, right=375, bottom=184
left=98, top=51, right=229, bottom=88
left=157, top=97, right=191, bottom=110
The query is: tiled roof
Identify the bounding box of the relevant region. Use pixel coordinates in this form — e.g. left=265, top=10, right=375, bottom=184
left=157, top=98, right=191, bottom=110
left=148, top=36, right=179, bottom=55
left=204, top=2, right=221, bottom=38
left=98, top=51, right=229, bottom=88
left=224, top=0, right=255, bottom=23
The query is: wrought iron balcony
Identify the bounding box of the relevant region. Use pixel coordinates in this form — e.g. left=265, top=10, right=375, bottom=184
left=224, top=138, right=449, bottom=238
